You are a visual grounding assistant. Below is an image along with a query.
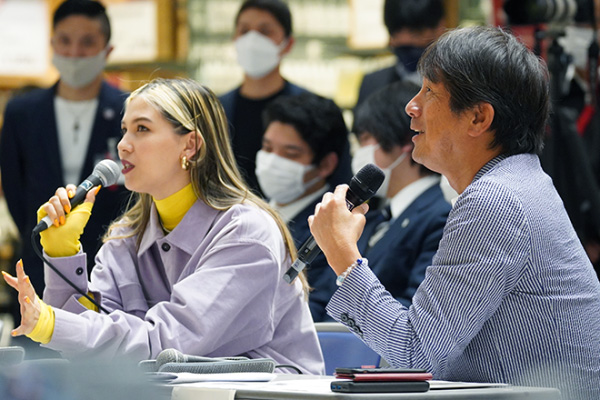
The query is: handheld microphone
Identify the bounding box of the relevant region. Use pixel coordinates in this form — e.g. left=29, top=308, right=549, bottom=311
left=155, top=348, right=250, bottom=370
left=283, top=163, right=385, bottom=283
left=152, top=348, right=275, bottom=374
left=32, top=159, right=121, bottom=235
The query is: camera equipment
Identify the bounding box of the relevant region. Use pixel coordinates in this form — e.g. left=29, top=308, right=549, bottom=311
left=504, top=0, right=595, bottom=25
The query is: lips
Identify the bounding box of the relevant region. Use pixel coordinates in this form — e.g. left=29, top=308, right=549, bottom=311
left=121, top=160, right=134, bottom=174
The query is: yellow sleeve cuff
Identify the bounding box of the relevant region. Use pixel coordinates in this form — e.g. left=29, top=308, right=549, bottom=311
left=27, top=298, right=55, bottom=344
left=78, top=292, right=99, bottom=312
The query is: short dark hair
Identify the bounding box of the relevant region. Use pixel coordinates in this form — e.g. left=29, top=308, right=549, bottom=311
left=53, top=0, right=111, bottom=43
left=354, top=81, right=434, bottom=176
left=263, top=93, right=348, bottom=167
left=384, top=0, right=445, bottom=36
left=418, top=26, right=549, bottom=156
left=235, top=0, right=292, bottom=37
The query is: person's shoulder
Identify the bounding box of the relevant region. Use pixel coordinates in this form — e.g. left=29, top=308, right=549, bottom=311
left=221, top=203, right=282, bottom=242
left=285, top=81, right=310, bottom=95
left=5, top=86, right=53, bottom=111
left=457, top=165, right=526, bottom=219
left=361, top=66, right=398, bottom=88
left=218, top=87, right=241, bottom=116
left=100, top=81, right=129, bottom=102
left=219, top=86, right=240, bottom=99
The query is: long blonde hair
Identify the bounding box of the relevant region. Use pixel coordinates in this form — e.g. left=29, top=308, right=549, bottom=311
left=105, top=78, right=308, bottom=293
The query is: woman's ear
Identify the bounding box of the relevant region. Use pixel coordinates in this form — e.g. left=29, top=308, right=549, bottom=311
left=184, top=131, right=203, bottom=159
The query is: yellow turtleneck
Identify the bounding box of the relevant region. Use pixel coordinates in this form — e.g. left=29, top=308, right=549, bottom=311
left=153, top=183, right=197, bottom=232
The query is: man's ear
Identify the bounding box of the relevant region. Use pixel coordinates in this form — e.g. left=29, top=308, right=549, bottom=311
left=317, top=152, right=339, bottom=178
left=105, top=44, right=114, bottom=59
left=281, top=36, right=294, bottom=56
left=467, top=102, right=494, bottom=138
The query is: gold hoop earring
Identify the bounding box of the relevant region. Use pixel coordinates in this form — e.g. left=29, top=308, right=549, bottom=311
left=181, top=155, right=190, bottom=171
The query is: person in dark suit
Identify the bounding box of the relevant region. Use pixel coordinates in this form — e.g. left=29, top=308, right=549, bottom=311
left=355, top=0, right=445, bottom=108
left=256, top=92, right=349, bottom=321
left=352, top=81, right=450, bottom=307
left=0, top=0, right=129, bottom=351
left=220, top=0, right=351, bottom=196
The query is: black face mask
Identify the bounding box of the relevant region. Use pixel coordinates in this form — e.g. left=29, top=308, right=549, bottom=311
left=392, top=45, right=426, bottom=72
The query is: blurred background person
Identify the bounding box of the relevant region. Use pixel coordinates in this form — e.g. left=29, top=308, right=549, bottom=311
left=356, top=0, right=446, bottom=107
left=3, top=78, right=324, bottom=375
left=257, top=92, right=349, bottom=322
left=0, top=0, right=129, bottom=356
left=352, top=81, right=450, bottom=308
left=220, top=0, right=308, bottom=197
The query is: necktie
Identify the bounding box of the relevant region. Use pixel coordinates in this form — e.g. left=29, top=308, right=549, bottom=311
left=366, top=205, right=392, bottom=253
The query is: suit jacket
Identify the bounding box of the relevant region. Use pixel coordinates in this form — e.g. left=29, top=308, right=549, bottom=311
left=357, top=184, right=450, bottom=307
left=287, top=197, right=337, bottom=322
left=355, top=66, right=401, bottom=108
left=0, top=81, right=130, bottom=293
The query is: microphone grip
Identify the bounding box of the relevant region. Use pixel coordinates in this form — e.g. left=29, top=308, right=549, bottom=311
left=283, top=189, right=361, bottom=283
left=69, top=183, right=92, bottom=206
left=297, top=236, right=320, bottom=264
left=283, top=237, right=321, bottom=284
left=32, top=179, right=97, bottom=235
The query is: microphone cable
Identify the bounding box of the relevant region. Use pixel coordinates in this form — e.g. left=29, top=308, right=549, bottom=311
left=275, top=364, right=303, bottom=374
left=31, top=231, right=109, bottom=314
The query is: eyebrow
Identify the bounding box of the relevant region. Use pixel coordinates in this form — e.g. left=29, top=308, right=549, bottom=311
left=122, top=116, right=153, bottom=125
left=282, top=144, right=305, bottom=153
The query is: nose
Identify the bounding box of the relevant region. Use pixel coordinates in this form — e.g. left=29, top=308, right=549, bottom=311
left=405, top=95, right=421, bottom=118
left=59, top=42, right=87, bottom=58
left=117, top=134, right=132, bottom=156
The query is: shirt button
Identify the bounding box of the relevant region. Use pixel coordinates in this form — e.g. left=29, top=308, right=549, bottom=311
left=161, top=243, right=171, bottom=251
left=340, top=313, right=349, bottom=322
left=76, top=267, right=84, bottom=275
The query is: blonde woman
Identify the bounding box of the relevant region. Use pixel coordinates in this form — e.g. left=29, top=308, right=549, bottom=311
left=4, top=78, right=324, bottom=375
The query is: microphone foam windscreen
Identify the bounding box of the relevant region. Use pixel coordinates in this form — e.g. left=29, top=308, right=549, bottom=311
left=158, top=359, right=276, bottom=374
left=155, top=348, right=184, bottom=367
left=94, top=159, right=122, bottom=186
left=350, top=163, right=385, bottom=199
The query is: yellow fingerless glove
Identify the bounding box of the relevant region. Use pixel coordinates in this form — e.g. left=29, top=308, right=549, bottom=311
left=38, top=202, right=94, bottom=257
left=27, top=297, right=55, bottom=344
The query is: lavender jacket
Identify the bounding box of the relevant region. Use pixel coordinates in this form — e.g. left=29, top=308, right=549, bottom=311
left=42, top=200, right=325, bottom=375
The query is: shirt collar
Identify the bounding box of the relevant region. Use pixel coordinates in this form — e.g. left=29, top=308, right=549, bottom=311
left=472, top=154, right=508, bottom=183
left=138, top=200, right=220, bottom=257
left=389, top=175, right=440, bottom=220
left=270, top=185, right=329, bottom=223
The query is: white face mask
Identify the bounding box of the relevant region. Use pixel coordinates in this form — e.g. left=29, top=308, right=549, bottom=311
left=559, top=26, right=595, bottom=70
left=53, top=48, right=108, bottom=88
left=235, top=31, right=286, bottom=79
left=255, top=150, right=320, bottom=204
left=352, top=144, right=406, bottom=198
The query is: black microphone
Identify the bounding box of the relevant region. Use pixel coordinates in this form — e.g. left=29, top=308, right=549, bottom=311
left=33, top=159, right=121, bottom=235
left=283, top=163, right=385, bottom=284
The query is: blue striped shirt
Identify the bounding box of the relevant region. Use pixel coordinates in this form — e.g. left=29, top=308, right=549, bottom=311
left=327, top=154, right=600, bottom=400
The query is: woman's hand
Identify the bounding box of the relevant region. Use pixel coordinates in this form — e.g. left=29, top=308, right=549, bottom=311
left=38, top=184, right=98, bottom=257
left=308, top=184, right=368, bottom=275
left=2, top=260, right=41, bottom=337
